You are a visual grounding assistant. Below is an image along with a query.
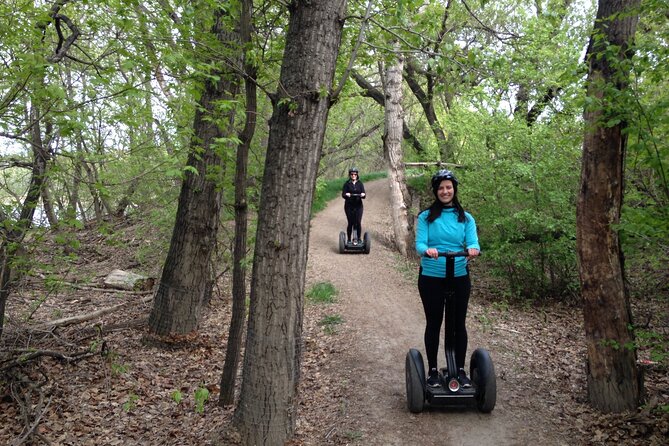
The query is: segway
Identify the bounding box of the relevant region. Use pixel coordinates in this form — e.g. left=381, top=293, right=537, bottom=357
left=338, top=194, right=370, bottom=254
left=405, top=251, right=496, bottom=413
left=338, top=229, right=370, bottom=254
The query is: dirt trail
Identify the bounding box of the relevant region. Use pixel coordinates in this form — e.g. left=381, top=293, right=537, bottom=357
left=305, top=178, right=568, bottom=446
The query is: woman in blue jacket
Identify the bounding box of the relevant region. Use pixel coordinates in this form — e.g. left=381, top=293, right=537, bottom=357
left=415, top=169, right=480, bottom=388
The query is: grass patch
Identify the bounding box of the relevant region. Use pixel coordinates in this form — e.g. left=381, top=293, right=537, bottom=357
left=306, top=281, right=338, bottom=304
left=318, top=314, right=344, bottom=334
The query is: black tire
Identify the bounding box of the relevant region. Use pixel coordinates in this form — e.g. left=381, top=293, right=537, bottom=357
left=363, top=232, right=371, bottom=254
left=405, top=348, right=426, bottom=413
left=339, top=231, right=346, bottom=254
left=470, top=348, right=497, bottom=413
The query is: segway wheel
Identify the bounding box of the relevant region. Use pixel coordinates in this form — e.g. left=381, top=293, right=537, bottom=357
left=338, top=231, right=346, bottom=254
left=405, top=348, right=426, bottom=413
left=470, top=348, right=497, bottom=413
left=363, top=232, right=371, bottom=254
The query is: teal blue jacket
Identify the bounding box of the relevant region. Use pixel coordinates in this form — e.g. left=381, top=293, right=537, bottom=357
left=415, top=207, right=480, bottom=278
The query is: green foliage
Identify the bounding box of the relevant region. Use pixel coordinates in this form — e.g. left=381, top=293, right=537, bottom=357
left=194, top=386, right=210, bottom=414
left=171, top=390, right=183, bottom=405
left=111, top=362, right=129, bottom=376
left=123, top=393, right=139, bottom=412
left=635, top=327, right=668, bottom=365
left=306, top=281, right=338, bottom=304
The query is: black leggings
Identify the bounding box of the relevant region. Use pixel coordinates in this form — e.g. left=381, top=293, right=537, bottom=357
left=418, top=273, right=471, bottom=371
left=345, top=205, right=363, bottom=240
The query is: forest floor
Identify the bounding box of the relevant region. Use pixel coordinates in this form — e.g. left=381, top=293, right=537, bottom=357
left=1, top=178, right=667, bottom=445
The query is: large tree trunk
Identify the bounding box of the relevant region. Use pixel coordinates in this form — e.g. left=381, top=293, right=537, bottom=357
left=233, top=1, right=347, bottom=444
left=383, top=48, right=413, bottom=256
left=577, top=0, right=641, bottom=412
left=148, top=10, right=241, bottom=336
left=219, top=0, right=255, bottom=407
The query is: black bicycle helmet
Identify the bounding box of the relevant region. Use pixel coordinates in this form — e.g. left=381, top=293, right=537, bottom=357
left=431, top=169, right=458, bottom=193
left=349, top=167, right=359, bottom=175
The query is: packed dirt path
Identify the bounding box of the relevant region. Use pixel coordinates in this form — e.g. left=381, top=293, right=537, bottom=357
left=305, top=178, right=570, bottom=446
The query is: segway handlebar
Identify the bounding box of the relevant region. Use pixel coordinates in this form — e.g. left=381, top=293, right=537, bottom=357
left=423, top=251, right=471, bottom=257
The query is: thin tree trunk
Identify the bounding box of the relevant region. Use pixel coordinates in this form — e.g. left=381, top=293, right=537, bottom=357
left=114, top=178, right=139, bottom=218
left=577, top=0, right=641, bottom=413
left=404, top=59, right=450, bottom=159
left=383, top=47, right=413, bottom=256
left=234, top=1, right=347, bottom=444
left=41, top=178, right=58, bottom=227
left=0, top=107, right=50, bottom=338
left=80, top=161, right=105, bottom=222
left=219, top=0, right=255, bottom=407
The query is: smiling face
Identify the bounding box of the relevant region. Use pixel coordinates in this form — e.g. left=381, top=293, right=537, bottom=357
left=436, top=179, right=455, bottom=205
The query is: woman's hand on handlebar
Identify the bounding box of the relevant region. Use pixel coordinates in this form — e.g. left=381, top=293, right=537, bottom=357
left=466, top=248, right=480, bottom=260
left=424, top=248, right=439, bottom=259
left=345, top=192, right=351, bottom=197
left=424, top=248, right=478, bottom=259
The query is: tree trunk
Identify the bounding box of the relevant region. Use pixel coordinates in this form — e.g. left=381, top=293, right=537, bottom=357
left=577, top=0, right=641, bottom=413
left=404, top=58, right=451, bottom=160
left=0, top=107, right=50, bottom=338
left=351, top=70, right=425, bottom=155
left=41, top=177, right=59, bottom=227
left=219, top=0, right=255, bottom=407
left=383, top=48, right=413, bottom=257
left=148, top=10, right=241, bottom=336
left=233, top=1, right=347, bottom=444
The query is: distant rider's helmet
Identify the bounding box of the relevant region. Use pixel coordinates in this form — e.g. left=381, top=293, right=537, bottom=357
left=431, top=169, right=458, bottom=196
left=349, top=167, right=359, bottom=176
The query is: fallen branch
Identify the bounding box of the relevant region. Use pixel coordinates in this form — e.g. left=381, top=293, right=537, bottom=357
left=1, top=348, right=97, bottom=372
left=61, top=281, right=154, bottom=295
left=40, top=294, right=153, bottom=328
left=9, top=395, right=52, bottom=446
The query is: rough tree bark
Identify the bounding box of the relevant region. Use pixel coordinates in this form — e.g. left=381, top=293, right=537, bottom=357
left=148, top=9, right=241, bottom=336
left=233, top=1, right=347, bottom=444
left=383, top=48, right=414, bottom=257
left=577, top=0, right=642, bottom=412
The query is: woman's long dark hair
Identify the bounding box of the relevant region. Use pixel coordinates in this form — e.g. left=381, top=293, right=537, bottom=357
left=426, top=196, right=466, bottom=223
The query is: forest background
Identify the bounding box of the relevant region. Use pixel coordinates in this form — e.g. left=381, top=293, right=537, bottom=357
left=0, top=0, right=667, bottom=445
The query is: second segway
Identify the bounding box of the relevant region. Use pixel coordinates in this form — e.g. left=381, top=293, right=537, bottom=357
left=338, top=192, right=370, bottom=254
left=338, top=229, right=370, bottom=254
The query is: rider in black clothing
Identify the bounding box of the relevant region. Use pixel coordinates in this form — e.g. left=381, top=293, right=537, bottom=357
left=342, top=167, right=366, bottom=243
